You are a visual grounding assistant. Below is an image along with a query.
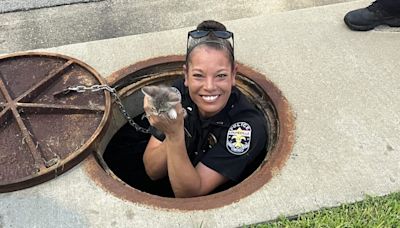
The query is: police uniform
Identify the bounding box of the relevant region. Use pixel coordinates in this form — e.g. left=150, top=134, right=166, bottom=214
left=150, top=78, right=267, bottom=183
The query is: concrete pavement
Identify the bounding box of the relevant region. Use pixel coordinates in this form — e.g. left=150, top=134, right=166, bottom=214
left=0, top=0, right=356, bottom=53
left=0, top=0, right=103, bottom=13
left=1, top=0, right=400, bottom=227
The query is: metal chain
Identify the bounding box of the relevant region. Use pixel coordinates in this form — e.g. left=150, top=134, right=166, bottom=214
left=67, top=85, right=150, bottom=134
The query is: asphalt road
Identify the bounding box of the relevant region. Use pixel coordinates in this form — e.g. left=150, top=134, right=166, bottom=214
left=0, top=0, right=103, bottom=13
left=0, top=0, right=356, bottom=53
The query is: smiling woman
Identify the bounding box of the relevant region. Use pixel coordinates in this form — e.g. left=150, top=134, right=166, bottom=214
left=141, top=20, right=268, bottom=198
left=183, top=47, right=235, bottom=118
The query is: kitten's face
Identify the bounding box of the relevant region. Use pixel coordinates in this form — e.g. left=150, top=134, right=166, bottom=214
left=184, top=46, right=236, bottom=118
left=142, top=86, right=180, bottom=114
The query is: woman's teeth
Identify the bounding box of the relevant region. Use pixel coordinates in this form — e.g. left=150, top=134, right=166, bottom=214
left=202, top=95, right=218, bottom=102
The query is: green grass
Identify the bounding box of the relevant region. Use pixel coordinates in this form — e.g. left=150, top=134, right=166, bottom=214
left=252, top=192, right=400, bottom=228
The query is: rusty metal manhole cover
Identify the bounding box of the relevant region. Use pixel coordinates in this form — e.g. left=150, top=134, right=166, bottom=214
left=0, top=52, right=111, bottom=192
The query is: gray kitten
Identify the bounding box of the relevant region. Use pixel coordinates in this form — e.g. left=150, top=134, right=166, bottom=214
left=141, top=85, right=182, bottom=119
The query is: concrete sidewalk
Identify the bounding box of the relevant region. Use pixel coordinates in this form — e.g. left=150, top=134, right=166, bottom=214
left=1, top=0, right=400, bottom=227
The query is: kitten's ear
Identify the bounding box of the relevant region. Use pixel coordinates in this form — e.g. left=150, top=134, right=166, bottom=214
left=141, top=86, right=158, bottom=97
left=167, top=91, right=180, bottom=103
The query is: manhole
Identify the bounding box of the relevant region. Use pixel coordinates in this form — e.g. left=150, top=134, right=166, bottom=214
left=85, top=55, right=295, bottom=210
left=0, top=52, right=111, bottom=192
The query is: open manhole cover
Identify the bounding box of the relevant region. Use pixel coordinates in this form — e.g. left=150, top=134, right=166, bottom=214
left=0, top=52, right=111, bottom=192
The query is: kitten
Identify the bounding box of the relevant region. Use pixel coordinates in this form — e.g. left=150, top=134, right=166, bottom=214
left=141, top=85, right=182, bottom=119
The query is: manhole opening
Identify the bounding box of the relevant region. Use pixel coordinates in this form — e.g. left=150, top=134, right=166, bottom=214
left=86, top=55, right=295, bottom=210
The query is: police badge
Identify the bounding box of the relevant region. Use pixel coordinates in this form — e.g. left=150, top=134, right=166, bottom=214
left=226, top=122, right=252, bottom=155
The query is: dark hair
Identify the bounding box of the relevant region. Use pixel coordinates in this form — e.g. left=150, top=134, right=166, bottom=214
left=186, top=20, right=235, bottom=69
left=196, top=20, right=227, bottom=31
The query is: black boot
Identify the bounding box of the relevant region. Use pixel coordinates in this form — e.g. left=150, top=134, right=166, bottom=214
left=344, top=1, right=400, bottom=31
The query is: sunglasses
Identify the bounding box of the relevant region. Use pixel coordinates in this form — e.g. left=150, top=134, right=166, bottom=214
left=186, top=29, right=234, bottom=57
left=188, top=30, right=233, bottom=39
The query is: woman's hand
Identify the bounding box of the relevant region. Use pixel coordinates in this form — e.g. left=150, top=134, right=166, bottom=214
left=143, top=96, right=185, bottom=137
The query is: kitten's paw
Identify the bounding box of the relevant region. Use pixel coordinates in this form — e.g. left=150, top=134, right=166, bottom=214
left=182, top=109, right=187, bottom=118
left=168, top=109, right=178, bottom=119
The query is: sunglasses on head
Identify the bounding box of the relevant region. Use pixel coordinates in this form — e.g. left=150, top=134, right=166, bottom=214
left=186, top=29, right=235, bottom=58
left=188, top=30, right=233, bottom=39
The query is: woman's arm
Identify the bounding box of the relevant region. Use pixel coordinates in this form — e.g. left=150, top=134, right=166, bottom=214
left=161, top=126, right=228, bottom=198
left=142, top=96, right=227, bottom=197
left=142, top=136, right=168, bottom=180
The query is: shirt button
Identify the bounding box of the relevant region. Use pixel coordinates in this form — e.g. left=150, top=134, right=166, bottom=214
left=194, top=151, right=198, bottom=155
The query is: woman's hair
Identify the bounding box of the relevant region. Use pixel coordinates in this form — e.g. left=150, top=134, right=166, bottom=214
left=186, top=20, right=235, bottom=69
left=197, top=20, right=227, bottom=31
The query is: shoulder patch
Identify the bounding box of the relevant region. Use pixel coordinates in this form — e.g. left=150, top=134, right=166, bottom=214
left=226, top=122, right=252, bottom=155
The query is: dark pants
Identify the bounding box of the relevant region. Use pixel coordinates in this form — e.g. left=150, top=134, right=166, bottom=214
left=378, top=0, right=400, bottom=14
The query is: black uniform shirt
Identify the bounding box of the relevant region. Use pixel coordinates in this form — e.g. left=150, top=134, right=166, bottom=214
left=150, top=79, right=267, bottom=182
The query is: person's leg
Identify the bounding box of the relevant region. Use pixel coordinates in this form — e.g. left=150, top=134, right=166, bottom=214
left=378, top=0, right=400, bottom=15
left=344, top=0, right=400, bottom=31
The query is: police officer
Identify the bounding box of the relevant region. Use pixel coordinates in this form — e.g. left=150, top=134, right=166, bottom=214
left=143, top=20, right=267, bottom=198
